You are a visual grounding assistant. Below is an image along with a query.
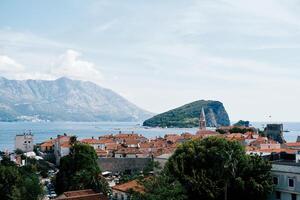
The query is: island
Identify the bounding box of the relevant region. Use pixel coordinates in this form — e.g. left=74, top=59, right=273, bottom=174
left=143, top=100, right=230, bottom=128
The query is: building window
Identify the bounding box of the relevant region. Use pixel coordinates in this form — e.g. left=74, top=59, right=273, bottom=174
left=273, top=177, right=279, bottom=185
left=292, top=194, right=297, bottom=200
left=289, top=178, right=295, bottom=187
left=276, top=191, right=281, bottom=200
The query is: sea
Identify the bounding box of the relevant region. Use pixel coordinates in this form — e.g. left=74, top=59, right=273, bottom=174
left=1, top=121, right=300, bottom=152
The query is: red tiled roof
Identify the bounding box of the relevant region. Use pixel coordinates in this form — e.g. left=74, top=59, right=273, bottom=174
left=125, top=139, right=139, bottom=145
left=60, top=141, right=71, bottom=148
left=105, top=143, right=119, bottom=151
left=165, top=134, right=183, bottom=143
left=55, top=189, right=108, bottom=200
left=115, top=133, right=140, bottom=139
left=286, top=142, right=300, bottom=147
left=40, top=141, right=54, bottom=147
left=112, top=180, right=144, bottom=193
left=196, top=130, right=218, bottom=135
left=98, top=139, right=115, bottom=144
left=139, top=142, right=152, bottom=148
left=81, top=138, right=102, bottom=144
left=115, top=147, right=142, bottom=155
left=95, top=149, right=108, bottom=157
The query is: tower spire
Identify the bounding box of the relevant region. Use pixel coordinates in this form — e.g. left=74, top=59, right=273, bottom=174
left=199, top=107, right=206, bottom=130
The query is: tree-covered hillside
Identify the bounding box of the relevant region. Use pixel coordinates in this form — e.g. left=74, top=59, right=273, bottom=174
left=143, top=100, right=230, bottom=128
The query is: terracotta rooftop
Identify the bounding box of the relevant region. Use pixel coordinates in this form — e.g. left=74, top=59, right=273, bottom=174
left=165, top=134, right=183, bottom=143
left=196, top=130, right=218, bottom=135
left=286, top=142, right=300, bottom=147
left=139, top=142, right=152, bottom=149
left=98, top=138, right=115, bottom=144
left=95, top=149, right=108, bottom=157
left=105, top=143, right=119, bottom=151
left=125, top=139, right=140, bottom=145
left=55, top=189, right=108, bottom=200
left=115, top=147, right=142, bottom=155
left=115, top=133, right=140, bottom=139
left=40, top=141, right=54, bottom=147
left=112, top=180, right=144, bottom=193
left=81, top=138, right=102, bottom=144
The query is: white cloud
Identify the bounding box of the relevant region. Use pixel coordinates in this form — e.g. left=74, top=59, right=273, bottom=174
left=0, top=55, right=24, bottom=73
left=0, top=50, right=103, bottom=84
left=50, top=49, right=103, bottom=83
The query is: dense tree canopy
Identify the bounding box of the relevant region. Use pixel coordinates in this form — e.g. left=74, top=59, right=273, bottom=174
left=134, top=137, right=273, bottom=200
left=164, top=137, right=273, bottom=200
left=132, top=175, right=187, bottom=200
left=0, top=156, right=43, bottom=200
left=55, top=142, right=109, bottom=195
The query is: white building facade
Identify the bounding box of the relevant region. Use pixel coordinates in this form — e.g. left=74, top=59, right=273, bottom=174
left=269, top=162, right=300, bottom=200
left=15, top=133, right=34, bottom=152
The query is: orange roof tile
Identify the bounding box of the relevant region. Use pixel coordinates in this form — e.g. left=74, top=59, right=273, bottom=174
left=112, top=180, right=144, bottom=193
left=81, top=138, right=102, bottom=144
left=98, top=139, right=115, bottom=144
left=95, top=149, right=108, bottom=157
left=40, top=141, right=54, bottom=147
left=125, top=139, right=140, bottom=145
left=60, top=141, right=71, bottom=148
left=115, top=147, right=142, bottom=155
left=56, top=189, right=108, bottom=200
left=196, top=130, right=218, bottom=135
left=286, top=142, right=300, bottom=147
left=105, top=143, right=119, bottom=151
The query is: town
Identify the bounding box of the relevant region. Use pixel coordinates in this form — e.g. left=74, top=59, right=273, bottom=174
left=1, top=109, right=300, bottom=200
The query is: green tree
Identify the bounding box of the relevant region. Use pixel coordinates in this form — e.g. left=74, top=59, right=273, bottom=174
left=55, top=143, right=109, bottom=195
left=14, top=148, right=24, bottom=155
left=26, top=157, right=54, bottom=178
left=164, top=137, right=273, bottom=200
left=131, top=175, right=188, bottom=200
left=0, top=156, right=43, bottom=200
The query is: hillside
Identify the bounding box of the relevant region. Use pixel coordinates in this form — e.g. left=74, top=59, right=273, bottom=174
left=0, top=77, right=153, bottom=122
left=143, top=100, right=230, bottom=128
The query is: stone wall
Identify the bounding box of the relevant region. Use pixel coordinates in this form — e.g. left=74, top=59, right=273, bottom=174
left=264, top=124, right=284, bottom=143
left=97, top=158, right=151, bottom=173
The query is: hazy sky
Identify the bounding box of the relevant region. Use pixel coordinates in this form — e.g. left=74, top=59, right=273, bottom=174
left=1, top=0, right=300, bottom=122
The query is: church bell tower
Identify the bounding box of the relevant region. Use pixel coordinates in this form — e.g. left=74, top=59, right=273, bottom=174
left=199, top=107, right=206, bottom=130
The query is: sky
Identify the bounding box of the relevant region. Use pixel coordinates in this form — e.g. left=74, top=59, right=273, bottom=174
left=1, top=0, right=300, bottom=122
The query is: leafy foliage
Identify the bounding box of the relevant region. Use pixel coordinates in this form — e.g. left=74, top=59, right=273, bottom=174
left=0, top=156, right=43, bottom=200
left=119, top=160, right=160, bottom=184
left=234, top=120, right=250, bottom=127
left=55, top=143, right=110, bottom=195
left=26, top=157, right=54, bottom=178
left=134, top=137, right=273, bottom=200
left=131, top=176, right=188, bottom=200
left=216, top=126, right=256, bottom=134
left=164, top=137, right=273, bottom=200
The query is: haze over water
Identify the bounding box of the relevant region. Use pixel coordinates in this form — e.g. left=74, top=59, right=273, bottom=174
left=0, top=122, right=299, bottom=151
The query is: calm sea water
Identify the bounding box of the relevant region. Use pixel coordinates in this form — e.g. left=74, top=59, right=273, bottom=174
left=0, top=122, right=198, bottom=151
left=1, top=122, right=300, bottom=151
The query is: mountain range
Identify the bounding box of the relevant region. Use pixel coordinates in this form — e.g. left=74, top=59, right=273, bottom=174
left=0, top=77, right=153, bottom=122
